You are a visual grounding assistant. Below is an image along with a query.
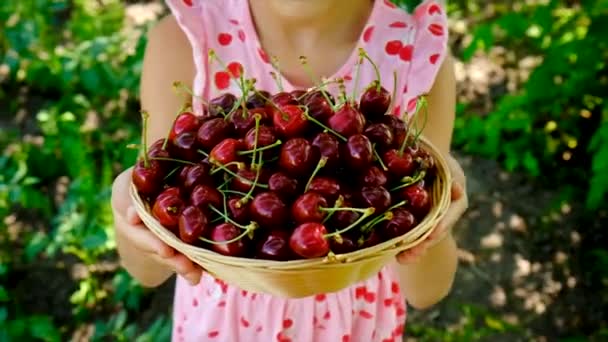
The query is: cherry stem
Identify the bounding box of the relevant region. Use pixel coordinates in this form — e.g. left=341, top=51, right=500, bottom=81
left=319, top=206, right=371, bottom=214
left=197, top=149, right=209, bottom=158
left=322, top=195, right=344, bottom=224
left=296, top=79, right=340, bottom=102
left=208, top=205, right=251, bottom=230
left=238, top=140, right=283, bottom=156
left=221, top=189, right=249, bottom=197
left=149, top=157, right=197, bottom=166
left=413, top=96, right=429, bottom=144
left=372, top=144, right=389, bottom=171
left=386, top=200, right=408, bottom=212
left=240, top=153, right=264, bottom=204
left=337, top=78, right=348, bottom=106
left=163, top=166, right=181, bottom=181
left=359, top=48, right=381, bottom=92
left=140, top=111, right=150, bottom=168
left=304, top=156, right=328, bottom=192
left=389, top=70, right=398, bottom=115
left=208, top=49, right=246, bottom=92
left=323, top=207, right=375, bottom=238
left=248, top=82, right=289, bottom=119
left=390, top=171, right=426, bottom=192
left=163, top=102, right=193, bottom=150
left=360, top=211, right=393, bottom=233
left=210, top=161, right=245, bottom=175
left=198, top=223, right=256, bottom=245
left=351, top=55, right=364, bottom=101
left=172, top=81, right=208, bottom=105
left=249, top=114, right=262, bottom=167
left=301, top=106, right=347, bottom=142
left=299, top=56, right=336, bottom=108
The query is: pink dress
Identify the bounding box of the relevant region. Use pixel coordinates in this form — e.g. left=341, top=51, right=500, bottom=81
left=164, top=0, right=448, bottom=340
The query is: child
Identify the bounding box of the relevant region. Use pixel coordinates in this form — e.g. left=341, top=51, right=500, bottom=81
left=111, top=0, right=468, bottom=340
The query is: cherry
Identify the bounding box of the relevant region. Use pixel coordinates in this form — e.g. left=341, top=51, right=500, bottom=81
left=209, top=223, right=250, bottom=257
left=271, top=92, right=298, bottom=106
left=290, top=89, right=307, bottom=101
left=381, top=115, right=407, bottom=149
left=328, top=102, right=366, bottom=138
left=197, top=118, right=233, bottom=151
left=190, top=184, right=222, bottom=211
left=291, top=192, right=328, bottom=223
left=178, top=163, right=212, bottom=193
left=210, top=138, right=242, bottom=165
left=227, top=196, right=250, bottom=224
left=399, top=183, right=431, bottom=218
left=178, top=205, right=210, bottom=244
left=229, top=108, right=266, bottom=135
left=244, top=125, right=277, bottom=151
left=302, top=91, right=334, bottom=123
left=328, top=202, right=360, bottom=230
left=328, top=234, right=358, bottom=254
left=359, top=83, right=391, bottom=121
left=383, top=149, right=416, bottom=178
left=311, top=132, right=341, bottom=170
left=289, top=222, right=330, bottom=259
left=209, top=93, right=237, bottom=116
left=343, top=134, right=373, bottom=169
left=231, top=167, right=267, bottom=193
left=268, top=172, right=299, bottom=199
left=152, top=187, right=184, bottom=231
left=358, top=166, right=388, bottom=187
left=308, top=177, right=341, bottom=203
left=147, top=138, right=171, bottom=159
left=170, top=132, right=199, bottom=161
left=380, top=208, right=416, bottom=240
left=256, top=230, right=294, bottom=261
left=279, top=138, right=319, bottom=177
left=364, top=123, right=394, bottom=151
left=357, top=186, right=391, bottom=213
left=246, top=90, right=270, bottom=109
left=359, top=229, right=381, bottom=249
left=249, top=192, right=288, bottom=228
left=132, top=159, right=165, bottom=196
left=272, top=104, right=309, bottom=138
left=169, top=112, right=200, bottom=141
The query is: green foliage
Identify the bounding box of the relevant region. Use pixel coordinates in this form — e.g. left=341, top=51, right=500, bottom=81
left=452, top=1, right=608, bottom=211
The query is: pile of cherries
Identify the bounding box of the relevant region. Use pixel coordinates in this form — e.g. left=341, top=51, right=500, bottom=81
left=132, top=67, right=437, bottom=261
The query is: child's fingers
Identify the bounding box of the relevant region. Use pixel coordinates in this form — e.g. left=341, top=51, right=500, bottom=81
left=126, top=206, right=143, bottom=225
left=120, top=221, right=175, bottom=257
left=160, top=253, right=203, bottom=281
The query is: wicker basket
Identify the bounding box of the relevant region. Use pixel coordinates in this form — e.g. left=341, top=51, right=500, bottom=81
left=130, top=136, right=452, bottom=298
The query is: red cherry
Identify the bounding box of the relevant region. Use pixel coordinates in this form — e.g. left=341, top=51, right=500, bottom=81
left=385, top=40, right=403, bottom=55
left=190, top=184, right=222, bottom=211
left=178, top=163, right=212, bottom=193
left=399, top=183, right=431, bottom=218
left=290, top=89, right=307, bottom=101
left=359, top=229, right=381, bottom=248
left=343, top=134, right=373, bottom=169
left=311, top=132, right=341, bottom=171
left=302, top=91, right=335, bottom=123
left=289, top=223, right=330, bottom=259
left=218, top=33, right=233, bottom=46
left=329, top=234, right=358, bottom=254
left=380, top=208, right=416, bottom=240
left=256, top=230, right=294, bottom=261
left=246, top=91, right=270, bottom=109
left=152, top=187, right=184, bottom=231
left=227, top=197, right=250, bottom=224
left=272, top=104, right=309, bottom=138
left=308, top=177, right=341, bottom=203
left=359, top=85, right=391, bottom=121
left=328, top=201, right=360, bottom=230
left=210, top=138, right=242, bottom=165
left=381, top=115, right=407, bottom=149
left=358, top=166, right=388, bottom=187
left=132, top=160, right=165, bottom=197
left=383, top=149, right=416, bottom=178
left=268, top=172, right=299, bottom=200
left=357, top=186, right=391, bottom=213
left=231, top=167, right=268, bottom=194
left=170, top=132, right=199, bottom=161
left=209, top=93, right=237, bottom=117
left=364, top=123, right=394, bottom=151
left=197, top=117, right=233, bottom=151
left=328, top=103, right=366, bottom=138
left=271, top=92, right=298, bottom=106
left=249, top=192, right=288, bottom=228
left=209, top=223, right=249, bottom=257
left=215, top=71, right=231, bottom=90
left=399, top=45, right=413, bottom=62
left=170, top=112, right=200, bottom=141
left=244, top=125, right=277, bottom=151
left=279, top=138, right=319, bottom=177
left=147, top=138, right=170, bottom=159
left=291, top=192, right=328, bottom=224
left=178, top=206, right=210, bottom=244
left=229, top=108, right=267, bottom=135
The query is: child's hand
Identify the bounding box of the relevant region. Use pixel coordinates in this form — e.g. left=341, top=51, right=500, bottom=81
left=396, top=155, right=468, bottom=264
left=112, top=168, right=204, bottom=286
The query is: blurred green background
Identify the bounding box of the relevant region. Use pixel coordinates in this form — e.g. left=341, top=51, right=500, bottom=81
left=1, top=0, right=607, bottom=341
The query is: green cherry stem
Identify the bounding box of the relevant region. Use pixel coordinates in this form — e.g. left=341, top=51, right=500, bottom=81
left=197, top=149, right=210, bottom=158
left=299, top=56, right=335, bottom=108
left=240, top=153, right=264, bottom=205
left=323, top=207, right=376, bottom=239
left=322, top=195, right=344, bottom=224
left=208, top=49, right=245, bottom=92
left=359, top=48, right=382, bottom=92
left=163, top=166, right=181, bottom=181
left=295, top=79, right=340, bottom=102
left=390, top=171, right=426, bottom=192
left=162, top=101, right=193, bottom=150
left=210, top=161, right=245, bottom=175
left=198, top=224, right=257, bottom=244
left=318, top=206, right=372, bottom=214
left=208, top=205, right=251, bottom=230
left=360, top=211, right=393, bottom=233
left=413, top=96, right=429, bottom=144
left=389, top=70, right=398, bottom=115
left=386, top=200, right=408, bottom=212
left=237, top=140, right=283, bottom=156
left=249, top=114, right=262, bottom=167
left=140, top=110, right=150, bottom=168
left=221, top=189, right=249, bottom=197
left=372, top=143, right=389, bottom=171
left=304, top=156, right=328, bottom=192
left=351, top=54, right=365, bottom=101
left=301, top=106, right=347, bottom=142
left=149, top=157, right=197, bottom=166
left=172, top=81, right=208, bottom=105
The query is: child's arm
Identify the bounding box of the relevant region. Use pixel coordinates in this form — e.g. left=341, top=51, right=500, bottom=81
left=396, top=53, right=464, bottom=309
left=112, top=15, right=203, bottom=287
